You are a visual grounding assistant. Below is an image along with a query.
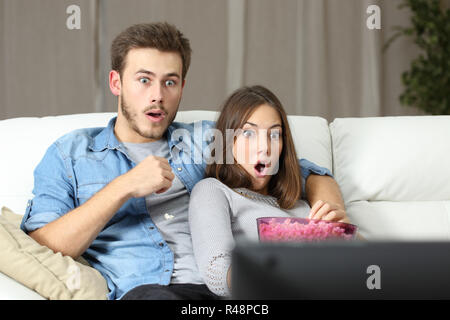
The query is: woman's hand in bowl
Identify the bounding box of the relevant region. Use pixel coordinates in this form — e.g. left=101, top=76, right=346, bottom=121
left=308, top=200, right=348, bottom=223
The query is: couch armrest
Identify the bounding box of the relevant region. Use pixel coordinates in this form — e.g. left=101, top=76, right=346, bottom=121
left=0, top=272, right=46, bottom=300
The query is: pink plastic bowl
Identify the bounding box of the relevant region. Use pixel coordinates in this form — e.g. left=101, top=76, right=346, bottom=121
left=257, top=217, right=358, bottom=242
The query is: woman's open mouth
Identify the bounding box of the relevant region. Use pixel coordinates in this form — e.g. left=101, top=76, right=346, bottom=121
left=145, top=110, right=166, bottom=123
left=254, top=161, right=270, bottom=178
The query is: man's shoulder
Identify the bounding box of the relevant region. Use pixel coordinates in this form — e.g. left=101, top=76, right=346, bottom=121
left=169, top=120, right=216, bottom=147
left=52, top=126, right=105, bottom=158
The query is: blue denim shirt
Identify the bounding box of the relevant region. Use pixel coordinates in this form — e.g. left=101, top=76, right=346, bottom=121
left=20, top=117, right=332, bottom=300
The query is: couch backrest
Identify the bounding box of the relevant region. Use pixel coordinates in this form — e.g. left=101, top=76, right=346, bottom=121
left=331, top=116, right=450, bottom=203
left=331, top=116, right=450, bottom=240
left=0, top=111, right=331, bottom=215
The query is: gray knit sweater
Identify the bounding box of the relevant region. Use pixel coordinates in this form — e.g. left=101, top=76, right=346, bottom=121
left=188, top=177, right=310, bottom=296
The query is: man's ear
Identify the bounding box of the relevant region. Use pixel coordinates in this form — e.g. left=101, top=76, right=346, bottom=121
left=109, top=70, right=121, bottom=96
left=181, top=79, right=186, bottom=89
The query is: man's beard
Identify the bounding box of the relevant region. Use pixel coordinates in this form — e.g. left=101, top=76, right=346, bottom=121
left=120, top=94, right=177, bottom=141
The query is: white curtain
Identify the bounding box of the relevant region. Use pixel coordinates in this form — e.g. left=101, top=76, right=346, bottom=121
left=0, top=0, right=433, bottom=121
left=235, top=0, right=427, bottom=121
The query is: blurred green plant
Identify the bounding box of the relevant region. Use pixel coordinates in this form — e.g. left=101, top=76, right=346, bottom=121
left=384, top=0, right=450, bottom=115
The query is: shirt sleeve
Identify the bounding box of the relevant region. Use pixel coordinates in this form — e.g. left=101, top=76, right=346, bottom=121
left=20, top=142, right=75, bottom=233
left=188, top=178, right=234, bottom=297
left=299, top=158, right=333, bottom=199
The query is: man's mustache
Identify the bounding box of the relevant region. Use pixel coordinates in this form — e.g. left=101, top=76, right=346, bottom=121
left=144, top=105, right=167, bottom=115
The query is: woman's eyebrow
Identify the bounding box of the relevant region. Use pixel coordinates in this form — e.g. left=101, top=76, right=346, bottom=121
left=244, top=121, right=282, bottom=129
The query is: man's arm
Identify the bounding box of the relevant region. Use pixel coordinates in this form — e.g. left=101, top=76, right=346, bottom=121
left=29, top=176, right=131, bottom=259
left=27, top=155, right=175, bottom=259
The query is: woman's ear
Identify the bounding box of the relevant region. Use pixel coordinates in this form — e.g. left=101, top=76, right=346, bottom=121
left=109, top=70, right=121, bottom=96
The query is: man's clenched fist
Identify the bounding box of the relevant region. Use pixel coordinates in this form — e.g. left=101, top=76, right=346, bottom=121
left=122, top=155, right=175, bottom=198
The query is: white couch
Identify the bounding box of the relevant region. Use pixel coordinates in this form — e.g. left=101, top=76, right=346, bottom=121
left=1, top=111, right=449, bottom=299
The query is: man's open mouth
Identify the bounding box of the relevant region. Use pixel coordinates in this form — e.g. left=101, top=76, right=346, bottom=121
left=145, top=110, right=166, bottom=123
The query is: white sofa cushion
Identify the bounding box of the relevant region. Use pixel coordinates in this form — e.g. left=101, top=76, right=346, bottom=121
left=331, top=116, right=450, bottom=203
left=174, top=109, right=218, bottom=123
left=0, top=113, right=115, bottom=215
left=347, top=200, right=450, bottom=240
left=288, top=116, right=332, bottom=171
left=331, top=116, right=450, bottom=240
left=0, top=111, right=331, bottom=215
left=0, top=271, right=45, bottom=300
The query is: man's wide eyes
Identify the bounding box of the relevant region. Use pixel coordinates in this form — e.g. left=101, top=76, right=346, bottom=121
left=138, top=78, right=176, bottom=86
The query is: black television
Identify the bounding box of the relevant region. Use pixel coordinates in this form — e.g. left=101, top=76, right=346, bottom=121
left=231, top=240, right=450, bottom=299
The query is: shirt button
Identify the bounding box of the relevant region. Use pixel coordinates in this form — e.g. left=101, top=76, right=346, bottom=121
left=177, top=167, right=182, bottom=172
left=165, top=269, right=170, bottom=272
left=149, top=226, right=154, bottom=230
left=159, top=242, right=164, bottom=247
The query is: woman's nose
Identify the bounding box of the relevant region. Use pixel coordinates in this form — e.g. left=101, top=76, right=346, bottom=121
left=257, top=131, right=270, bottom=154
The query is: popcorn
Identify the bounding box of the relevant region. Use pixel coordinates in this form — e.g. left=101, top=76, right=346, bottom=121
left=258, top=218, right=354, bottom=242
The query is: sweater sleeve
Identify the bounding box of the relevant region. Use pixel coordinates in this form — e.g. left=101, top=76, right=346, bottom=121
left=188, top=178, right=234, bottom=297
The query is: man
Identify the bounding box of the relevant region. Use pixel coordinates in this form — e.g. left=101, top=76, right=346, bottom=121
left=20, top=22, right=347, bottom=300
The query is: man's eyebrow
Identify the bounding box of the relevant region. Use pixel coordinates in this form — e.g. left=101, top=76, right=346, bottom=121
left=244, top=122, right=282, bottom=129
left=135, top=69, right=155, bottom=76
left=166, top=72, right=181, bottom=79
left=135, top=69, right=180, bottom=78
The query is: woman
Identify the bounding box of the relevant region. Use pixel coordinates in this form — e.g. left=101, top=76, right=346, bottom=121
left=188, top=85, right=350, bottom=297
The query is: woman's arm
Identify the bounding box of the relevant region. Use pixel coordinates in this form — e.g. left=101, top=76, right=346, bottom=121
left=189, top=179, right=235, bottom=297
left=305, top=174, right=349, bottom=222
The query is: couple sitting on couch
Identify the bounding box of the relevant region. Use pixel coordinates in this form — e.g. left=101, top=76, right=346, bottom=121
left=20, top=22, right=350, bottom=300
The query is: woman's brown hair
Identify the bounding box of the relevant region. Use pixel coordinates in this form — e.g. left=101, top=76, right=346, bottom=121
left=205, top=85, right=302, bottom=209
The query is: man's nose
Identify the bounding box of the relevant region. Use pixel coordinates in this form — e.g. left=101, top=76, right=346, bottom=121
left=150, top=82, right=163, bottom=104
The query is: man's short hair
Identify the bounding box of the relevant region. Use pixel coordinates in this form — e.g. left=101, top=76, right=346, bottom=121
left=111, top=22, right=192, bottom=80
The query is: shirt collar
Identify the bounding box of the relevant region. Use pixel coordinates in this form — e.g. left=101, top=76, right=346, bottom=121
left=166, top=125, right=181, bottom=150
left=89, top=117, right=122, bottom=152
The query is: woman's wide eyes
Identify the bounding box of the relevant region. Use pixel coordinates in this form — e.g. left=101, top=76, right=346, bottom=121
left=242, top=130, right=281, bottom=139
left=242, top=130, right=255, bottom=138
left=270, top=131, right=281, bottom=139
left=242, top=130, right=281, bottom=140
